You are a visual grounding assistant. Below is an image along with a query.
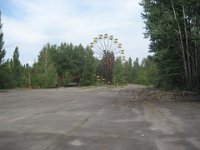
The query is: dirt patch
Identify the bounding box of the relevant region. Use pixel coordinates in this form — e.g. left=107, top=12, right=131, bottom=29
left=116, top=88, right=200, bottom=105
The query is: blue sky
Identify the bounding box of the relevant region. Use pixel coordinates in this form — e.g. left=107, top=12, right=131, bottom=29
left=0, top=0, right=150, bottom=65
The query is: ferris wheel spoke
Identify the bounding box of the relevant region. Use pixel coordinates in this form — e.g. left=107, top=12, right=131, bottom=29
left=102, top=39, right=107, bottom=51
left=95, top=47, right=104, bottom=54
left=94, top=44, right=104, bottom=52
left=97, top=38, right=106, bottom=51
left=94, top=50, right=103, bottom=58
left=114, top=50, right=121, bottom=54
left=94, top=46, right=104, bottom=54
left=108, top=35, right=113, bottom=51
left=109, top=40, right=113, bottom=51
left=111, top=44, right=118, bottom=52
left=103, top=36, right=109, bottom=51
left=106, top=37, right=110, bottom=51
left=91, top=34, right=125, bottom=64
left=95, top=40, right=104, bottom=51
left=95, top=50, right=103, bottom=56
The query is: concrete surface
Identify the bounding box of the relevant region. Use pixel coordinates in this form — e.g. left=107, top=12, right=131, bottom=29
left=0, top=85, right=200, bottom=150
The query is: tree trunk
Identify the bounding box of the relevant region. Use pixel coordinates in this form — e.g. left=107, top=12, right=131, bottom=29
left=28, top=71, right=31, bottom=88
left=171, top=1, right=188, bottom=85
left=194, top=41, right=199, bottom=92
left=182, top=5, right=192, bottom=82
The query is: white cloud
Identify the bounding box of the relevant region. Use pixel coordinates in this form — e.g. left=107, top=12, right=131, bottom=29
left=2, top=0, right=150, bottom=64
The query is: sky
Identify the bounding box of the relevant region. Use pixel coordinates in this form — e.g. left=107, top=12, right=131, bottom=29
left=0, top=0, right=150, bottom=65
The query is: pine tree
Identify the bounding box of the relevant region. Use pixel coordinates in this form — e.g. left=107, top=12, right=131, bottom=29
left=0, top=11, right=5, bottom=64
left=125, top=57, right=133, bottom=83
left=0, top=11, right=8, bottom=89
left=12, top=47, right=22, bottom=87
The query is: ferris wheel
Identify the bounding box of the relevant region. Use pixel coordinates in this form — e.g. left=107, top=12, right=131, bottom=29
left=90, top=34, right=125, bottom=63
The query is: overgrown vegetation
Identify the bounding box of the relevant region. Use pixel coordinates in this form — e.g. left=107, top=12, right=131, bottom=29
left=1, top=2, right=199, bottom=93
left=124, top=56, right=158, bottom=86
left=0, top=42, right=97, bottom=88
left=0, top=11, right=156, bottom=89
left=140, top=0, right=200, bottom=93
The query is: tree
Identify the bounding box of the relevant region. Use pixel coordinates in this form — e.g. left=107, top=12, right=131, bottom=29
left=0, top=11, right=5, bottom=64
left=125, top=57, right=134, bottom=83
left=80, top=46, right=96, bottom=85
left=133, top=57, right=157, bottom=85
left=18, top=64, right=31, bottom=88
left=12, top=47, right=22, bottom=87
left=140, top=0, right=200, bottom=92
left=0, top=11, right=10, bottom=89
left=112, top=57, right=126, bottom=85
left=132, top=58, right=140, bottom=82
left=32, top=46, right=57, bottom=88
left=32, top=43, right=97, bottom=87
left=0, top=60, right=14, bottom=88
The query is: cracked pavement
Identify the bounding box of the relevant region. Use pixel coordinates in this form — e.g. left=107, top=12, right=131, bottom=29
left=0, top=85, right=200, bottom=150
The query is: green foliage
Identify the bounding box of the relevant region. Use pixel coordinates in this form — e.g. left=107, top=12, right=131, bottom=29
left=62, top=72, right=70, bottom=86
left=29, top=43, right=96, bottom=87
left=0, top=12, right=6, bottom=88
left=52, top=43, right=84, bottom=77
left=125, top=57, right=134, bottom=83
left=80, top=46, right=96, bottom=86
left=112, top=57, right=126, bottom=85
left=31, top=46, right=57, bottom=88
left=141, top=0, right=200, bottom=92
left=0, top=11, right=158, bottom=88
left=133, top=57, right=158, bottom=86
left=12, top=47, right=23, bottom=87
left=19, top=64, right=32, bottom=88
left=0, top=12, right=5, bottom=65
left=0, top=61, right=14, bottom=88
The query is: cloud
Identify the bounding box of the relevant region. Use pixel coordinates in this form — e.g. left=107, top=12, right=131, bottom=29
left=1, top=0, right=150, bottom=64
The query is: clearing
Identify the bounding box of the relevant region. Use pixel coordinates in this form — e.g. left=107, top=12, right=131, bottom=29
left=0, top=85, right=200, bottom=150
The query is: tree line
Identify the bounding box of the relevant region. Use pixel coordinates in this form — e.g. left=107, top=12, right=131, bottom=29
left=0, top=11, right=158, bottom=89
left=140, top=0, right=200, bottom=93
left=0, top=42, right=97, bottom=88
left=1, top=41, right=151, bottom=88
left=2, top=3, right=199, bottom=93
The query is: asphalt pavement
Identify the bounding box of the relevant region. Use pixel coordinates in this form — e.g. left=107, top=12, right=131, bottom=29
left=0, top=85, right=200, bottom=150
